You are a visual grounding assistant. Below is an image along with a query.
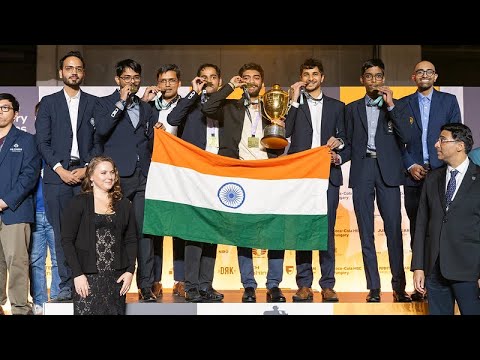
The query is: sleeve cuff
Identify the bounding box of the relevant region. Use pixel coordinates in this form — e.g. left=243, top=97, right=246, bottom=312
left=336, top=138, right=345, bottom=150
left=116, top=100, right=126, bottom=110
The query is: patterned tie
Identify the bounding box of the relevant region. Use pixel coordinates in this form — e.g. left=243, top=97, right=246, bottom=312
left=445, top=169, right=459, bottom=209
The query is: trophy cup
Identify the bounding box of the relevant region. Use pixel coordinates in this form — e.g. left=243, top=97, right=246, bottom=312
left=260, top=84, right=290, bottom=149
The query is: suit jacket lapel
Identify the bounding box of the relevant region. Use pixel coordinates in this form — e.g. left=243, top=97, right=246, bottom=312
left=428, top=90, right=439, bottom=131
left=320, top=97, right=329, bottom=143
left=358, top=100, right=368, bottom=132
left=136, top=102, right=144, bottom=130
left=437, top=167, right=447, bottom=213
left=409, top=94, right=422, bottom=131
left=0, top=127, right=18, bottom=166
left=300, top=94, right=312, bottom=127
left=57, top=91, right=73, bottom=136
left=448, top=162, right=479, bottom=212
left=77, top=90, right=87, bottom=130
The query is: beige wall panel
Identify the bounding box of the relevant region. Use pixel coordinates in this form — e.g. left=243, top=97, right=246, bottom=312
left=37, top=45, right=420, bottom=87
left=312, top=45, right=375, bottom=86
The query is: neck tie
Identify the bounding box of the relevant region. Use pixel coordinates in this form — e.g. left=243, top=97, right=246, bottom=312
left=445, top=169, right=459, bottom=209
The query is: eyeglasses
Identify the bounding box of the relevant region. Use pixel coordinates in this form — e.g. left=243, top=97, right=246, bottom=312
left=159, top=79, right=178, bottom=85
left=363, top=73, right=384, bottom=81
left=64, top=66, right=84, bottom=73
left=0, top=105, right=13, bottom=112
left=119, top=75, right=141, bottom=82
left=415, top=69, right=436, bottom=77
left=437, top=137, right=458, bottom=144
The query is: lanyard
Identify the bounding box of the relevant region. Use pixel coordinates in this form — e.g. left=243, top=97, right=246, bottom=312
left=245, top=102, right=261, bottom=137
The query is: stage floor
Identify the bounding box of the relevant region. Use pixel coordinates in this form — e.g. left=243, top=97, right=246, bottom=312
left=37, top=289, right=431, bottom=315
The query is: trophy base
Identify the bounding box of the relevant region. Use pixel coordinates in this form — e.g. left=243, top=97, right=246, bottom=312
left=261, top=135, right=289, bottom=150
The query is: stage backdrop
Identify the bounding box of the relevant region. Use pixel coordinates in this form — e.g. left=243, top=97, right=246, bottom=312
left=3, top=85, right=473, bottom=293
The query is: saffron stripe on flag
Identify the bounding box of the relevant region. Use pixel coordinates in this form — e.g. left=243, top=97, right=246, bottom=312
left=151, top=130, right=331, bottom=180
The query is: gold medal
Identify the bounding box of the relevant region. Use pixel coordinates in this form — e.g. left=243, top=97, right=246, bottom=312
left=248, top=136, right=260, bottom=148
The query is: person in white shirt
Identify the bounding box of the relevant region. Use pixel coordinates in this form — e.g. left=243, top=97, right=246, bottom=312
left=141, top=64, right=185, bottom=298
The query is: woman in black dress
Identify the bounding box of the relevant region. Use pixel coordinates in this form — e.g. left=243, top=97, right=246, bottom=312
left=61, top=156, right=137, bottom=315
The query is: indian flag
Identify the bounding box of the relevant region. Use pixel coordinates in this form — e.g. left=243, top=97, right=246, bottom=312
left=143, top=130, right=331, bottom=250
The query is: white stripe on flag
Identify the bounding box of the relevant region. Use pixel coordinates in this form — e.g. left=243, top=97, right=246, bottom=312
left=146, top=163, right=328, bottom=215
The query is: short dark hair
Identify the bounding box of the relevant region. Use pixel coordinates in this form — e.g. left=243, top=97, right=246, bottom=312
left=59, top=51, right=85, bottom=70
left=196, top=63, right=221, bottom=78
left=115, top=59, right=142, bottom=77
left=238, top=63, right=264, bottom=81
left=300, top=58, right=324, bottom=75
left=441, top=123, right=474, bottom=153
left=0, top=93, right=19, bottom=112
left=156, top=64, right=181, bottom=80
left=361, top=58, right=385, bottom=76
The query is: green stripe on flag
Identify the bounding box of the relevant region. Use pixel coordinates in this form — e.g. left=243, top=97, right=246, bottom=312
left=143, top=199, right=328, bottom=250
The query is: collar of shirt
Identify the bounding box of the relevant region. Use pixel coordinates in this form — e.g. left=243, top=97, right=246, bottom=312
left=417, top=91, right=433, bottom=103
left=447, top=157, right=470, bottom=177
left=306, top=91, right=323, bottom=102
left=63, top=88, right=81, bottom=102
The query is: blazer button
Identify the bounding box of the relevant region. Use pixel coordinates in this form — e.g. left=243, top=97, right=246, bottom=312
left=443, top=217, right=448, bottom=223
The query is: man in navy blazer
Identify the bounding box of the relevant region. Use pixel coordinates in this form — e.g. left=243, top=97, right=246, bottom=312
left=343, top=59, right=411, bottom=303
left=284, top=58, right=347, bottom=303
left=0, top=93, right=41, bottom=315
left=35, top=51, right=99, bottom=302
left=94, top=59, right=158, bottom=302
left=398, top=60, right=461, bottom=301
left=167, top=63, right=225, bottom=303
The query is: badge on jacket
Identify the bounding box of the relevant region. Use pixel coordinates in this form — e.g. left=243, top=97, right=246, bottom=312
left=387, top=121, right=393, bottom=133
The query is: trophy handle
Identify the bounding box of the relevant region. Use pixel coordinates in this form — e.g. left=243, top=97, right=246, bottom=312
left=259, top=95, right=273, bottom=122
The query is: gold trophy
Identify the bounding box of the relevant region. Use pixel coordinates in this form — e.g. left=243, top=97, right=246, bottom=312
left=260, top=84, right=290, bottom=149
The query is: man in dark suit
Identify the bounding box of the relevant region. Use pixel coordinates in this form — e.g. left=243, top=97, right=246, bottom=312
left=141, top=64, right=185, bottom=299
left=284, top=58, right=347, bottom=303
left=0, top=93, right=41, bottom=315
left=343, top=58, right=412, bottom=303
left=398, top=60, right=461, bottom=301
left=202, top=63, right=286, bottom=303
left=35, top=51, right=99, bottom=302
left=166, top=63, right=225, bottom=303
left=94, top=59, right=158, bottom=302
left=412, top=123, right=480, bottom=315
